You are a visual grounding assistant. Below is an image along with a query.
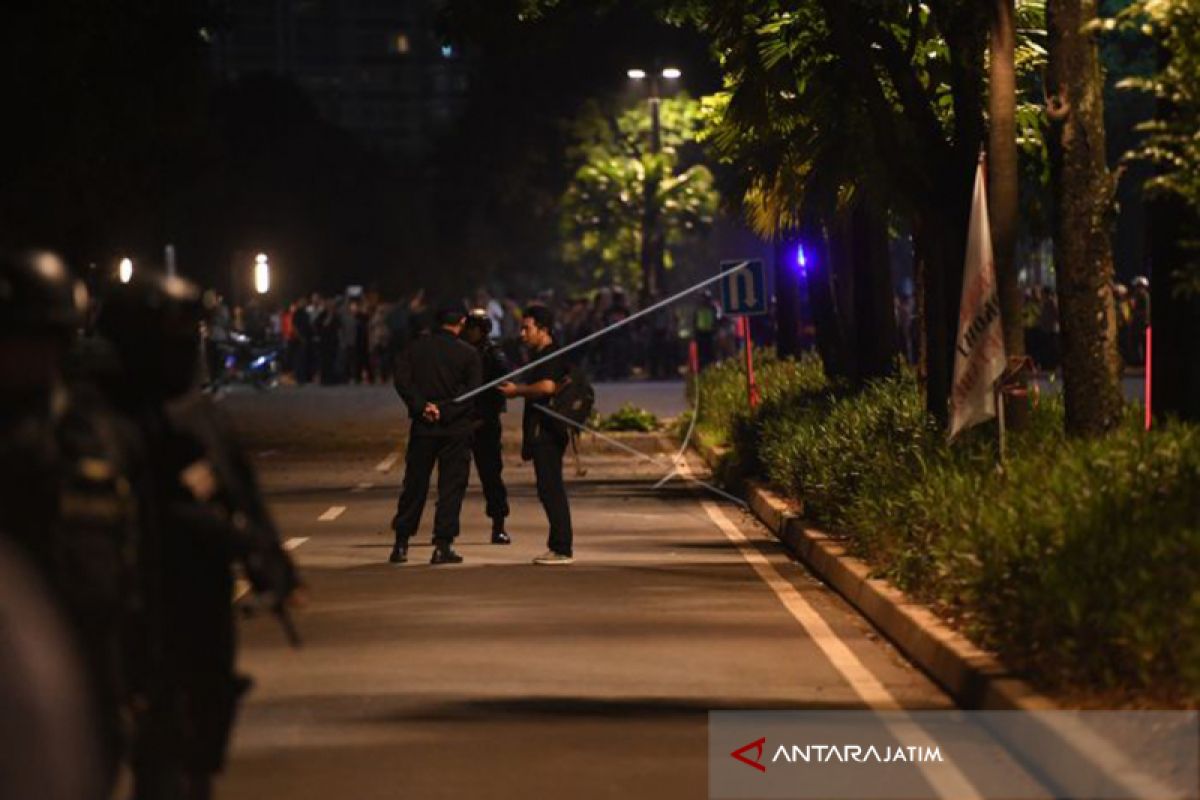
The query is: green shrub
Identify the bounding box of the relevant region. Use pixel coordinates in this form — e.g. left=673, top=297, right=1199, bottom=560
left=697, top=354, right=1200, bottom=703
left=596, top=403, right=660, bottom=432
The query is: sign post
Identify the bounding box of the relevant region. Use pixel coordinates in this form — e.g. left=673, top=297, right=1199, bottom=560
left=719, top=260, right=767, bottom=410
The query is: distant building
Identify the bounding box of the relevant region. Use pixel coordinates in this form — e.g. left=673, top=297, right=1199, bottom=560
left=208, top=0, right=469, bottom=162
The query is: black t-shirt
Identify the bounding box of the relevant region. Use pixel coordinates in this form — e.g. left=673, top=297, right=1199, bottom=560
left=521, top=344, right=569, bottom=448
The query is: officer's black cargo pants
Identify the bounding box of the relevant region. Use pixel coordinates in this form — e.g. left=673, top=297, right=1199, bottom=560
left=471, top=416, right=509, bottom=528
left=392, top=434, right=471, bottom=545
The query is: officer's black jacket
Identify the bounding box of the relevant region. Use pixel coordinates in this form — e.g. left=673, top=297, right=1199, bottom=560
left=393, top=329, right=482, bottom=437
left=474, top=341, right=511, bottom=419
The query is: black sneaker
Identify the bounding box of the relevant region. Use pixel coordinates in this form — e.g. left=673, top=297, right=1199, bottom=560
left=491, top=531, right=512, bottom=545
left=430, top=545, right=463, bottom=565
left=388, top=544, right=408, bottom=565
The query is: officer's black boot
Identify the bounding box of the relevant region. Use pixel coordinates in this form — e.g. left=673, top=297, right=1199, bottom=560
left=491, top=518, right=511, bottom=545
left=430, top=542, right=463, bottom=565
left=388, top=540, right=408, bottom=564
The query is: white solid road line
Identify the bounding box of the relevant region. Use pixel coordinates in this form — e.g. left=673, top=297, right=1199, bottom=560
left=375, top=451, right=401, bottom=473
left=698, top=497, right=900, bottom=708
left=680, top=460, right=983, bottom=800
left=317, top=506, right=346, bottom=522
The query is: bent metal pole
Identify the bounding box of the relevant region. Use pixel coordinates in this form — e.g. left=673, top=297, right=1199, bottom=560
left=453, top=261, right=751, bottom=404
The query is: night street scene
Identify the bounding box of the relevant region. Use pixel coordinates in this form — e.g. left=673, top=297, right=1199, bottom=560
left=2, top=1, right=1200, bottom=799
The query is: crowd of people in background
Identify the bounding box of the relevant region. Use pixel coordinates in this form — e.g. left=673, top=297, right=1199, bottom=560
left=201, top=273, right=1153, bottom=390
left=895, top=276, right=1152, bottom=373
left=201, top=284, right=757, bottom=388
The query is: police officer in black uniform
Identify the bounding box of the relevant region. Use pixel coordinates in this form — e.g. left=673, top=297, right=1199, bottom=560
left=390, top=304, right=482, bottom=565
left=462, top=308, right=512, bottom=544
left=0, top=249, right=140, bottom=792
left=94, top=273, right=300, bottom=800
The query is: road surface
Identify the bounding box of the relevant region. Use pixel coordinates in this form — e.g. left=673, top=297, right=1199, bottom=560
left=213, top=382, right=1028, bottom=799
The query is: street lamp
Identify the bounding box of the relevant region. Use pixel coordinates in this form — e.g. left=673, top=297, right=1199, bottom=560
left=254, top=253, right=270, bottom=295
left=118, top=257, right=133, bottom=284
left=626, top=65, right=683, bottom=302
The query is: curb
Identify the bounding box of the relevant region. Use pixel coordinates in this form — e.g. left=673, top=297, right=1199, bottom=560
left=693, top=438, right=1057, bottom=713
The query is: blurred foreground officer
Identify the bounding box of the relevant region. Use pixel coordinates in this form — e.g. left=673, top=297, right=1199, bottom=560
left=462, top=308, right=512, bottom=544
left=499, top=306, right=574, bottom=565
left=390, top=305, right=481, bottom=565
left=95, top=274, right=300, bottom=800
left=0, top=534, right=105, bottom=800
left=0, top=249, right=139, bottom=792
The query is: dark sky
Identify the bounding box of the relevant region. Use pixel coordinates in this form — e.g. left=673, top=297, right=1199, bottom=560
left=0, top=0, right=722, bottom=300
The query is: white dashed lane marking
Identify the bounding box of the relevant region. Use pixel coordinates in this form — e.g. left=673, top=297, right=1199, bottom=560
left=317, top=506, right=346, bottom=522
left=351, top=482, right=374, bottom=493
left=375, top=452, right=401, bottom=473
left=283, top=537, right=310, bottom=551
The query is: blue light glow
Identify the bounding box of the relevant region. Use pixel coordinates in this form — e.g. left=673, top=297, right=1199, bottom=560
left=796, top=243, right=808, bottom=275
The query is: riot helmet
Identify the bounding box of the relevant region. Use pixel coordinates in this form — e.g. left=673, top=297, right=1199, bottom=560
left=93, top=273, right=204, bottom=401
left=0, top=250, right=87, bottom=337
left=0, top=250, right=86, bottom=398
left=462, top=307, right=491, bottom=344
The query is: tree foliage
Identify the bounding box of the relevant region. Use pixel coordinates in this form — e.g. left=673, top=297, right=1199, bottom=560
left=1114, top=0, right=1200, bottom=295
left=560, top=96, right=718, bottom=291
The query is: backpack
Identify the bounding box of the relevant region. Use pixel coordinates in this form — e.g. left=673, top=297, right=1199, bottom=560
left=548, top=365, right=595, bottom=432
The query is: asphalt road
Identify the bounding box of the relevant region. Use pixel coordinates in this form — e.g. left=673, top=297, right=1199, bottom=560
left=214, top=382, right=1034, bottom=799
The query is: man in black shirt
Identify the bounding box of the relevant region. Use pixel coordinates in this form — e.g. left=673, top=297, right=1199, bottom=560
left=391, top=306, right=482, bottom=565
left=499, top=306, right=574, bottom=565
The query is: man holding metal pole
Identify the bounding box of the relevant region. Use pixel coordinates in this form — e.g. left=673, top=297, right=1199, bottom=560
left=498, top=306, right=574, bottom=565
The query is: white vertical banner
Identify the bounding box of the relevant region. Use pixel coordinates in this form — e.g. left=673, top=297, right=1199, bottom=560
left=949, top=159, right=1006, bottom=440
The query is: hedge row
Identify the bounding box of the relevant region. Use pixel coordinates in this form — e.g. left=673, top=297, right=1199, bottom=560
left=693, top=351, right=1200, bottom=705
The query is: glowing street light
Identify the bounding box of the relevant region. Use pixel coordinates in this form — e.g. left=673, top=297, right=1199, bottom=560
left=624, top=64, right=683, bottom=302
left=118, top=257, right=133, bottom=284
left=254, top=253, right=270, bottom=295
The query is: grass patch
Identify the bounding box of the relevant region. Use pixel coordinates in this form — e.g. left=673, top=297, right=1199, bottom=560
left=593, top=403, right=661, bottom=432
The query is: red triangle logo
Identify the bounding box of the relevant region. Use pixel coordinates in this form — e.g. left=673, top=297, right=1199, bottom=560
left=731, top=737, right=767, bottom=772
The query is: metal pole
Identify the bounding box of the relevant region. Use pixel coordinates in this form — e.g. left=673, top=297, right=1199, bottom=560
left=996, top=380, right=1007, bottom=468
left=741, top=317, right=759, bottom=409
left=1145, top=326, right=1152, bottom=430
left=641, top=80, right=663, bottom=305
left=455, top=260, right=751, bottom=403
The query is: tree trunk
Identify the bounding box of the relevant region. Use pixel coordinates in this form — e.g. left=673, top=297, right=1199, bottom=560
left=850, top=196, right=899, bottom=383
left=774, top=235, right=801, bottom=359
left=913, top=217, right=930, bottom=392
left=1046, top=0, right=1123, bottom=436
left=1149, top=193, right=1200, bottom=423
left=921, top=212, right=953, bottom=427
left=989, top=0, right=1027, bottom=426
left=829, top=207, right=859, bottom=380
left=803, top=217, right=851, bottom=381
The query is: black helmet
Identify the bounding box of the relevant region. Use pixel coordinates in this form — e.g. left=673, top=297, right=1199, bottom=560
left=0, top=250, right=87, bottom=336
left=464, top=307, right=491, bottom=335
left=94, top=273, right=204, bottom=401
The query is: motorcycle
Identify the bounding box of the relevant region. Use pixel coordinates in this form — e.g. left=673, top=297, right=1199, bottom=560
left=212, top=331, right=281, bottom=390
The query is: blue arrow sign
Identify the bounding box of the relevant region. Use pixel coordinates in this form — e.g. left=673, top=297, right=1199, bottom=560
left=719, top=260, right=767, bottom=316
